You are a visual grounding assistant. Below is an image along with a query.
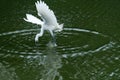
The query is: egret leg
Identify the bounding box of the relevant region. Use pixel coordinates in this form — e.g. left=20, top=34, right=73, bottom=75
left=49, top=30, right=57, bottom=46
left=49, top=30, right=55, bottom=41
left=49, top=30, right=54, bottom=37
left=35, top=27, right=44, bottom=42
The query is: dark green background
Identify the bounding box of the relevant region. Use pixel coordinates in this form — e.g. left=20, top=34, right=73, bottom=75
left=0, top=0, right=120, bottom=80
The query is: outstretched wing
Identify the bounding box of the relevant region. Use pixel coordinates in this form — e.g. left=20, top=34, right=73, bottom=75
left=24, top=14, right=43, bottom=25
left=35, top=0, right=58, bottom=26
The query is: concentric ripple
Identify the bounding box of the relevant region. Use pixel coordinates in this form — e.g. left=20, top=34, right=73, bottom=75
left=0, top=28, right=116, bottom=58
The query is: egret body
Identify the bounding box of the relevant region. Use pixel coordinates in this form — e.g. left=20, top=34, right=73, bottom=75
left=24, top=0, right=63, bottom=42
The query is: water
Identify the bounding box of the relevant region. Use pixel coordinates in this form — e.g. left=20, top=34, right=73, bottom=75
left=0, top=0, right=120, bottom=80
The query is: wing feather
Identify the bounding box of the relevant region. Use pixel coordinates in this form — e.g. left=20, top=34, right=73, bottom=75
left=35, top=0, right=58, bottom=26
left=24, top=14, right=43, bottom=25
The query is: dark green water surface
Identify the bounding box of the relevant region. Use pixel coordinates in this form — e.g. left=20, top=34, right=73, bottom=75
left=0, top=0, right=120, bottom=80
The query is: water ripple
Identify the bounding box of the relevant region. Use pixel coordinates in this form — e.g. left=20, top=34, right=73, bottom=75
left=0, top=28, right=118, bottom=58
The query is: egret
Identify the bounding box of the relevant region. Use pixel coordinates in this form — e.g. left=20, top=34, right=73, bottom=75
left=24, top=0, right=64, bottom=43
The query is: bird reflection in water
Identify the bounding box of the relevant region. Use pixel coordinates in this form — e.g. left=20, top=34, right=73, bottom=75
left=40, top=41, right=63, bottom=80
left=24, top=1, right=63, bottom=79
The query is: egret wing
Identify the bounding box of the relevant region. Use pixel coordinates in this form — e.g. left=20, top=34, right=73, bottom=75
left=24, top=14, right=43, bottom=25
left=35, top=0, right=58, bottom=26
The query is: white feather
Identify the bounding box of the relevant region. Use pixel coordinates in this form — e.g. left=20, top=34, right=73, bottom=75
left=24, top=14, right=43, bottom=25
left=35, top=0, right=58, bottom=26
left=24, top=0, right=64, bottom=43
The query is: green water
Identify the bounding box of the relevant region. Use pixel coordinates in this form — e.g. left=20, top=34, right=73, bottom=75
left=0, top=0, right=120, bottom=80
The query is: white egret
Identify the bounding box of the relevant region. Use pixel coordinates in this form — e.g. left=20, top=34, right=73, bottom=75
left=24, top=0, right=63, bottom=43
